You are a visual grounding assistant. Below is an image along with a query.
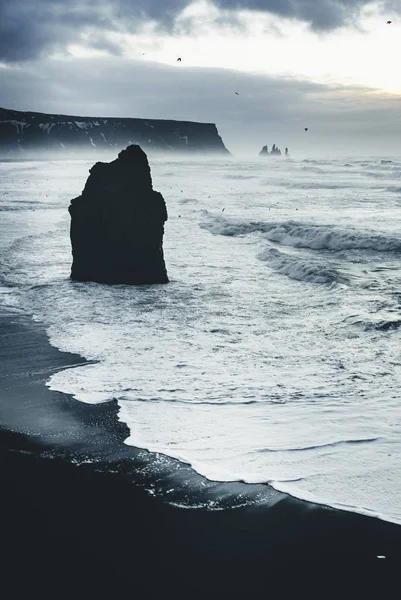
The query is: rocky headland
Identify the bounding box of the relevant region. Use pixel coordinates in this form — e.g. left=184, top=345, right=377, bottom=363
left=0, top=107, right=229, bottom=157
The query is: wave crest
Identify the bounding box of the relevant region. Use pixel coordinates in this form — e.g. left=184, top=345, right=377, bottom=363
left=201, top=215, right=401, bottom=253
left=258, top=248, right=348, bottom=285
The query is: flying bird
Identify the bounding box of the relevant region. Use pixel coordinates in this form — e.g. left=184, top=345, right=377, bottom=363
left=177, top=57, right=182, bottom=62
left=235, top=92, right=239, bottom=95
left=387, top=20, right=392, bottom=24
left=304, top=127, right=309, bottom=131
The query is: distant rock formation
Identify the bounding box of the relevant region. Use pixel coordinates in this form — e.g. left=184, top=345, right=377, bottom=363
left=259, top=144, right=287, bottom=157
left=69, top=145, right=169, bottom=285
left=270, top=144, right=282, bottom=156
left=0, top=106, right=230, bottom=157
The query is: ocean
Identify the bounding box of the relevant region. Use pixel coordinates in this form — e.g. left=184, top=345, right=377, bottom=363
left=1, top=154, right=401, bottom=524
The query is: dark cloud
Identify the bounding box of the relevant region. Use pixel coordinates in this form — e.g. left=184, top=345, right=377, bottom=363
left=0, top=0, right=399, bottom=63
left=0, top=0, right=195, bottom=61
left=0, top=0, right=113, bottom=61
left=203, top=0, right=400, bottom=30
left=1, top=57, right=400, bottom=156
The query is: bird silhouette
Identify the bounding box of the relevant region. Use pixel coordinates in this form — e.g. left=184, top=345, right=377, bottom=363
left=235, top=92, right=239, bottom=95
left=177, top=57, right=182, bottom=62
left=304, top=127, right=309, bottom=131
left=387, top=20, right=392, bottom=24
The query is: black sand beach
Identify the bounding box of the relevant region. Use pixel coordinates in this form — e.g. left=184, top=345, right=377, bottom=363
left=1, top=307, right=400, bottom=596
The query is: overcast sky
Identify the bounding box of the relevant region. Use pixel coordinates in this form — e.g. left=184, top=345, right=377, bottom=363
left=1, top=0, right=400, bottom=156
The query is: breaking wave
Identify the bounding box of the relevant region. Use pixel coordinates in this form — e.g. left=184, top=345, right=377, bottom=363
left=271, top=181, right=356, bottom=190
left=343, top=315, right=401, bottom=331
left=223, top=174, right=257, bottom=180
left=201, top=215, right=401, bottom=253
left=258, top=248, right=348, bottom=285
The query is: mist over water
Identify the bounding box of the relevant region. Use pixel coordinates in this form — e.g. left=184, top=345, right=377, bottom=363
left=1, top=155, right=401, bottom=523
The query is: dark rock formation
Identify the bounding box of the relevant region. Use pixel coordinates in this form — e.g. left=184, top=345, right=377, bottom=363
left=259, top=144, right=288, bottom=157
left=0, top=106, right=230, bottom=157
left=270, top=144, right=282, bottom=156
left=69, top=145, right=169, bottom=285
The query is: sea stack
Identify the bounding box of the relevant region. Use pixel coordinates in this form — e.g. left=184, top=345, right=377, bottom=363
left=270, top=144, right=282, bottom=156
left=69, top=145, right=168, bottom=284
left=259, top=144, right=285, bottom=157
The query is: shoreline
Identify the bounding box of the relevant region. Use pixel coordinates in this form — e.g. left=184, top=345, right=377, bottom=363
left=1, top=306, right=400, bottom=592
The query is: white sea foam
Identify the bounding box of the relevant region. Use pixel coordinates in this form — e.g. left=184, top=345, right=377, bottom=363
left=201, top=216, right=401, bottom=253
left=1, top=155, right=401, bottom=524
left=257, top=248, right=348, bottom=285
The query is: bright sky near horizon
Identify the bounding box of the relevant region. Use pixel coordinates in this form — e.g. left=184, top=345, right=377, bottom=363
left=68, top=1, right=401, bottom=93
left=0, top=0, right=400, bottom=155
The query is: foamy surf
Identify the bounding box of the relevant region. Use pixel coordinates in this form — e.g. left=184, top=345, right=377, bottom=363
left=201, top=215, right=401, bottom=253
left=257, top=248, right=348, bottom=285
left=1, top=155, right=401, bottom=526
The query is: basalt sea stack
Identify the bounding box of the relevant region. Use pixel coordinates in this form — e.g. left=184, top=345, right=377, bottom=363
left=69, top=145, right=168, bottom=284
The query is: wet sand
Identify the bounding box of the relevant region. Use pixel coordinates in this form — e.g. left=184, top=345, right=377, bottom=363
left=0, top=308, right=400, bottom=595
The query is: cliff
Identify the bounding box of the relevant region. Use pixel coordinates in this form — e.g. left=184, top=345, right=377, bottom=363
left=69, top=145, right=168, bottom=285
left=0, top=107, right=229, bottom=157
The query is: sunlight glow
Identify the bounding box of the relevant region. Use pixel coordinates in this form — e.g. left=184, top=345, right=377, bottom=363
left=65, top=1, right=401, bottom=94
